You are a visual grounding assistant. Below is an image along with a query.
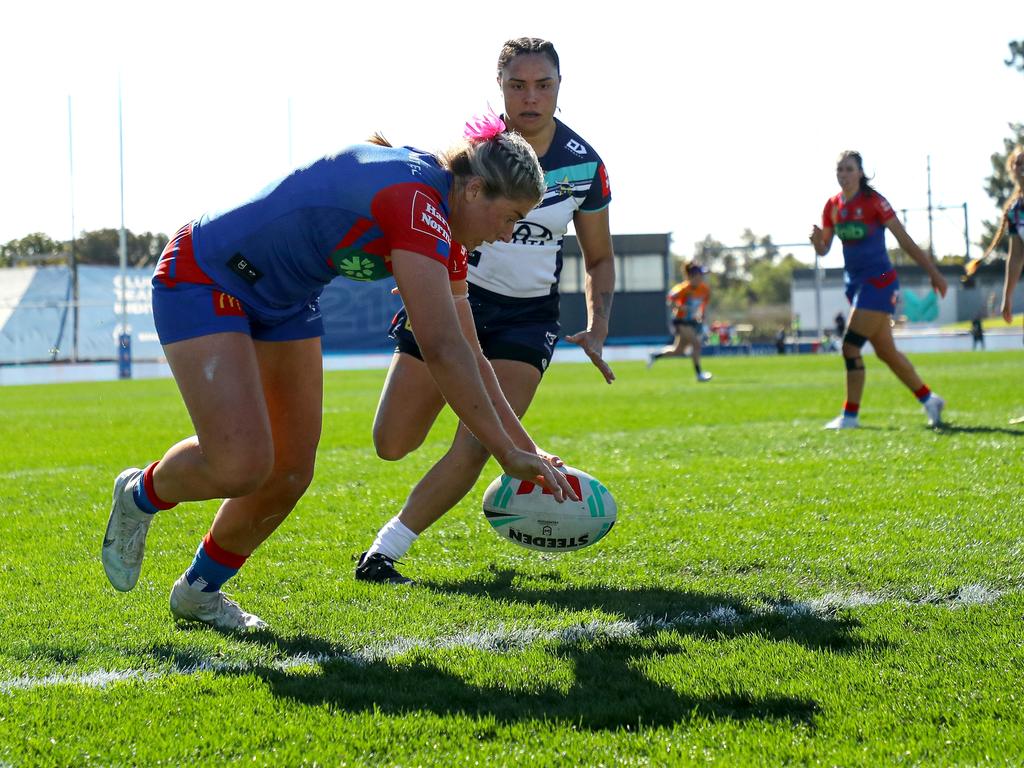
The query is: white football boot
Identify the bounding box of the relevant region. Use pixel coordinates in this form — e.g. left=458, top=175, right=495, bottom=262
left=923, top=394, right=945, bottom=427
left=823, top=413, right=860, bottom=430
left=102, top=468, right=153, bottom=592
left=169, top=575, right=267, bottom=631
left=696, top=371, right=713, bottom=382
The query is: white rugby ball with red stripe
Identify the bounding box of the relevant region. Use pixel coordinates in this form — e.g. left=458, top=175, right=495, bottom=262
left=482, top=465, right=617, bottom=552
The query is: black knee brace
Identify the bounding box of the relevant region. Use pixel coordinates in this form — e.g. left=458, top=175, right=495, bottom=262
left=843, top=329, right=868, bottom=348
left=842, top=329, right=867, bottom=370
left=844, top=354, right=864, bottom=371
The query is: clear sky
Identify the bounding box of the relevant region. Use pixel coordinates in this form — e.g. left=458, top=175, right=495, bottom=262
left=1, top=0, right=1019, bottom=268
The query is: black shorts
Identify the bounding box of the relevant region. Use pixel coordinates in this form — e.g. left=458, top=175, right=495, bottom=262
left=672, top=319, right=702, bottom=331
left=390, top=283, right=561, bottom=373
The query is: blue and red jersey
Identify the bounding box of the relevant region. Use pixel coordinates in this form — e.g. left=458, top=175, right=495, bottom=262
left=156, top=143, right=467, bottom=323
left=822, top=190, right=897, bottom=282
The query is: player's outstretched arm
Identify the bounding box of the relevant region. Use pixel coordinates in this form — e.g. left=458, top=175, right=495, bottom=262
left=568, top=208, right=616, bottom=384
left=450, top=280, right=560, bottom=465
left=392, top=250, right=574, bottom=500
left=886, top=218, right=947, bottom=298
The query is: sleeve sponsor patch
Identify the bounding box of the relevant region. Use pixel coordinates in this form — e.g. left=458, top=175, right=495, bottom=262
left=370, top=182, right=453, bottom=269
left=410, top=189, right=452, bottom=246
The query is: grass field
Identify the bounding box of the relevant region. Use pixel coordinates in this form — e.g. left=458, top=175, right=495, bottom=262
left=2, top=350, right=1024, bottom=766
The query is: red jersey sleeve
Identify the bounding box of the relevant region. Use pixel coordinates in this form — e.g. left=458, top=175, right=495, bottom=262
left=370, top=182, right=459, bottom=278
left=448, top=242, right=468, bottom=281
left=822, top=196, right=838, bottom=229
left=870, top=193, right=897, bottom=225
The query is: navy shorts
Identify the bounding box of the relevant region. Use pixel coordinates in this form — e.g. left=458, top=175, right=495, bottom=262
left=391, top=283, right=560, bottom=373
left=672, top=318, right=702, bottom=331
left=846, top=269, right=900, bottom=314
left=151, top=223, right=324, bottom=345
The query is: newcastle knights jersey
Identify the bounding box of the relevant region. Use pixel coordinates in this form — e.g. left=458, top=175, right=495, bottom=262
left=467, top=118, right=611, bottom=299
left=822, top=190, right=897, bottom=282
left=186, top=143, right=467, bottom=322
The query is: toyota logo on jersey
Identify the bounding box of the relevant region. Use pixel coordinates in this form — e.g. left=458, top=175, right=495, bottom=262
left=510, top=221, right=553, bottom=246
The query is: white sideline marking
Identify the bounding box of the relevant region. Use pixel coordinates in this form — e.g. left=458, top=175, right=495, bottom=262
left=0, top=584, right=1006, bottom=695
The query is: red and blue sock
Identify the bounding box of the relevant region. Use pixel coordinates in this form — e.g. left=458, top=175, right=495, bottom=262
left=132, top=462, right=176, bottom=515
left=184, top=532, right=248, bottom=593
left=913, top=385, right=932, bottom=403
left=843, top=400, right=860, bottom=418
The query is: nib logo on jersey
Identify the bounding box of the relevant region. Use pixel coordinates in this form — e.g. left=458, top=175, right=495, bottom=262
left=510, top=221, right=553, bottom=246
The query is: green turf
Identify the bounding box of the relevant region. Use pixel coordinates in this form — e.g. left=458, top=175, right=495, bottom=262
left=2, top=351, right=1023, bottom=765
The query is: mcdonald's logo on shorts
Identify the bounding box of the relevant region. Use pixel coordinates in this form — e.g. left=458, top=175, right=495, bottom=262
left=213, top=291, right=245, bottom=317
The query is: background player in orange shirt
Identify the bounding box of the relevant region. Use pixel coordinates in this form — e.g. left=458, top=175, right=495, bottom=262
left=647, top=262, right=712, bottom=382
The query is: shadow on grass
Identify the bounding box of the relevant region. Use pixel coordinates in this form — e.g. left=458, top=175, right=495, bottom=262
left=213, top=629, right=821, bottom=730
left=139, top=576, right=879, bottom=730
left=269, top=638, right=819, bottom=729
left=424, top=568, right=871, bottom=654
left=930, top=423, right=1024, bottom=437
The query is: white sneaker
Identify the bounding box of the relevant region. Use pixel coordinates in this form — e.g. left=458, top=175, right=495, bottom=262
left=102, top=468, right=153, bottom=592
left=696, top=371, right=713, bottom=382
left=923, top=394, right=945, bottom=427
left=646, top=353, right=656, bottom=370
left=823, top=413, right=860, bottom=430
left=169, top=575, right=267, bottom=631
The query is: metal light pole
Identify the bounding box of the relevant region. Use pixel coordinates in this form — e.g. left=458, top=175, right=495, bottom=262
left=67, top=94, right=79, bottom=362
left=117, top=76, right=131, bottom=379
left=926, top=155, right=935, bottom=259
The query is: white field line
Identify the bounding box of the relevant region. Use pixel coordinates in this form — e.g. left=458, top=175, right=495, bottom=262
left=0, top=584, right=1008, bottom=695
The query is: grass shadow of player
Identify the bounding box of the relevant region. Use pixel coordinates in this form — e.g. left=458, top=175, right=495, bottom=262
left=420, top=568, right=872, bottom=655
left=929, top=422, right=1024, bottom=437
left=144, top=600, right=825, bottom=730
left=223, top=627, right=821, bottom=730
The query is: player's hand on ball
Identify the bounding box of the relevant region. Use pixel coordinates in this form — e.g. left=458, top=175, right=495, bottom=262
left=535, top=447, right=565, bottom=468
left=499, top=449, right=578, bottom=502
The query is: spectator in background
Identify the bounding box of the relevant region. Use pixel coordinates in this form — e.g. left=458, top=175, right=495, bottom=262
left=970, top=315, right=985, bottom=350
left=834, top=310, right=846, bottom=340
left=776, top=327, right=787, bottom=355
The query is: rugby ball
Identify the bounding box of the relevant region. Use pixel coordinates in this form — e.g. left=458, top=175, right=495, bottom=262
left=482, top=465, right=617, bottom=552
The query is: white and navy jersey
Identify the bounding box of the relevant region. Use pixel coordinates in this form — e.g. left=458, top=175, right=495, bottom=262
left=467, top=118, right=611, bottom=299
left=1008, top=198, right=1024, bottom=239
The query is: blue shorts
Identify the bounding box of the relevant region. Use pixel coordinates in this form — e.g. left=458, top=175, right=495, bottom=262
left=152, top=223, right=324, bottom=345
left=391, top=282, right=560, bottom=373
left=846, top=270, right=899, bottom=314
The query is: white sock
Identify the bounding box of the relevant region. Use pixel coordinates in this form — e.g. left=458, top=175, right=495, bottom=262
left=367, top=516, right=418, bottom=560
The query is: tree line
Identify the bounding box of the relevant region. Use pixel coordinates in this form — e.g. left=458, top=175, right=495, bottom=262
left=1, top=229, right=168, bottom=269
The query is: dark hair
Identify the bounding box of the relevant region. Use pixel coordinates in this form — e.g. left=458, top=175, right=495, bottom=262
left=497, top=37, right=560, bottom=78
left=982, top=145, right=1024, bottom=260
left=837, top=150, right=878, bottom=197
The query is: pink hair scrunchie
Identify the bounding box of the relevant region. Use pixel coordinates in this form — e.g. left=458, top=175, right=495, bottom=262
left=464, top=109, right=506, bottom=141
